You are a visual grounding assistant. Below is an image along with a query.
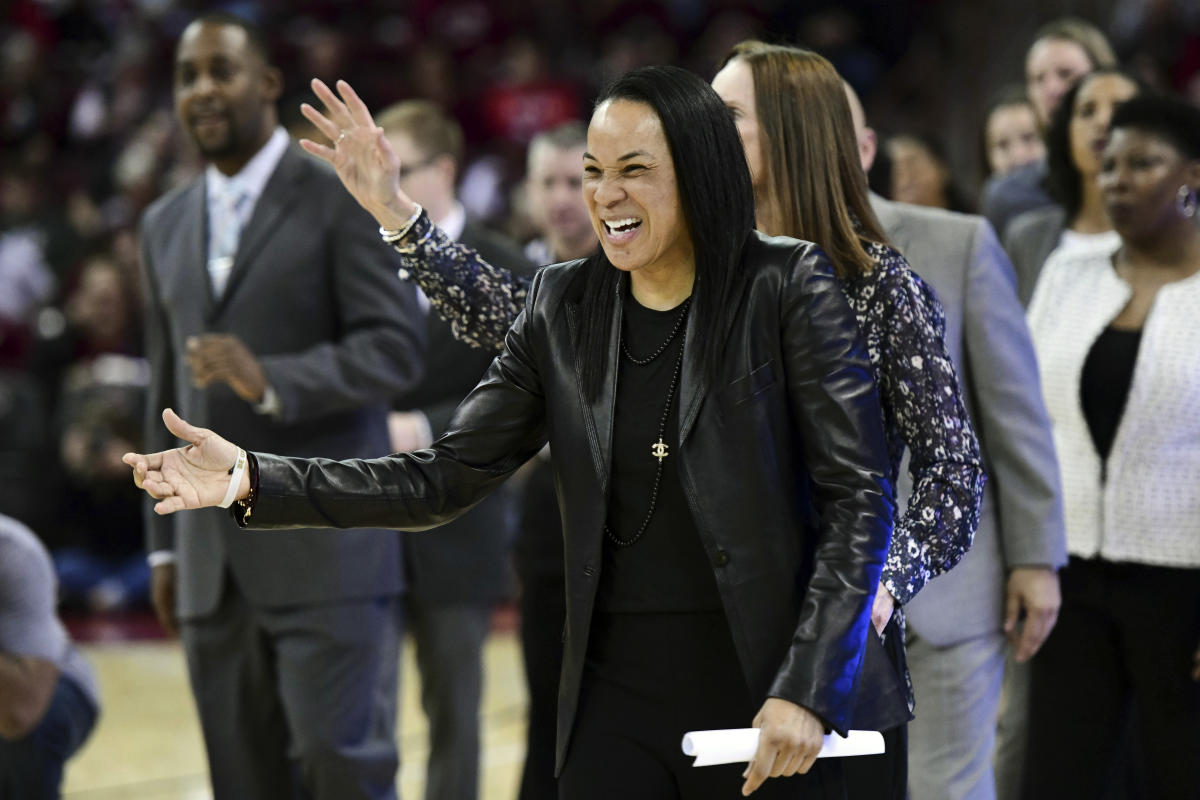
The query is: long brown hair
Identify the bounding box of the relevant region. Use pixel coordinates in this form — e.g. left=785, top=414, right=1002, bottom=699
left=723, top=41, right=888, bottom=278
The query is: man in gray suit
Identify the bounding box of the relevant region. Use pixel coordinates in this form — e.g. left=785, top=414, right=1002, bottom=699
left=374, top=100, right=531, bottom=800
left=139, top=14, right=424, bottom=799
left=846, top=85, right=1067, bottom=800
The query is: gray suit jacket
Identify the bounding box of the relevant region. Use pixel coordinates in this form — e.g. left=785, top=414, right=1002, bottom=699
left=1002, top=205, right=1066, bottom=308
left=870, top=194, right=1066, bottom=646
left=139, top=145, right=425, bottom=619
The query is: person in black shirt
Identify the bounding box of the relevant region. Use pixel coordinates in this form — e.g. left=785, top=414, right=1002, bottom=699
left=124, top=66, right=908, bottom=799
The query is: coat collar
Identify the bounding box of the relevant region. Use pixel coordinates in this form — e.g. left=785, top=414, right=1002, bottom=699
left=567, top=273, right=622, bottom=496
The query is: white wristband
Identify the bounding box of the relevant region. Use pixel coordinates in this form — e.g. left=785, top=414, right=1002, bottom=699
left=219, top=448, right=248, bottom=509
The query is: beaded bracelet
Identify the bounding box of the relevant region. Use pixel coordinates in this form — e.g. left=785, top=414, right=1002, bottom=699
left=379, top=203, right=424, bottom=244
left=231, top=452, right=259, bottom=526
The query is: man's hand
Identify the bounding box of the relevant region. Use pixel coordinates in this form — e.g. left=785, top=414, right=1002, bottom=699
left=299, top=78, right=420, bottom=230
left=122, top=408, right=245, bottom=515
left=1004, top=566, right=1061, bottom=662
left=871, top=581, right=896, bottom=636
left=387, top=411, right=433, bottom=452
left=742, top=698, right=824, bottom=796
left=186, top=334, right=267, bottom=404
left=151, top=563, right=179, bottom=638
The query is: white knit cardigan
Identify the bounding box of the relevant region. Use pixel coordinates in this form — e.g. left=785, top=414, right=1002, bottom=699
left=1028, top=242, right=1200, bottom=568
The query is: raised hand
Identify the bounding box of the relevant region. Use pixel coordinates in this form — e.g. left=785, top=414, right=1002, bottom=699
left=122, top=409, right=247, bottom=515
left=298, top=78, right=418, bottom=229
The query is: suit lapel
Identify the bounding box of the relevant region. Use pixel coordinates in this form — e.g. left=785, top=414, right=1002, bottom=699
left=568, top=277, right=622, bottom=495
left=175, top=179, right=216, bottom=319
left=209, top=146, right=308, bottom=321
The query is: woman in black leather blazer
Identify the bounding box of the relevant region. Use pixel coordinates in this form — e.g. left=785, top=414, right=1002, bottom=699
left=127, top=67, right=907, bottom=799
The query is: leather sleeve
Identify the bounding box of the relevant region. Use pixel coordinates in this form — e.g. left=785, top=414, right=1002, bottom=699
left=244, top=271, right=551, bottom=532
left=767, top=245, right=896, bottom=734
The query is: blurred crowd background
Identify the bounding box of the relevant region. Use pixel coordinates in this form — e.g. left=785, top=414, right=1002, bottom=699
left=1, top=0, right=1198, bottom=612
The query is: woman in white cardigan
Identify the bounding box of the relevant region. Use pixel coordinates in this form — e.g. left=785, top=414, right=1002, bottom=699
left=1024, top=93, right=1200, bottom=799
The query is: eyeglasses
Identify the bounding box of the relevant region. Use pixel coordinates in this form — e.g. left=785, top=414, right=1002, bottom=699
left=398, top=153, right=441, bottom=180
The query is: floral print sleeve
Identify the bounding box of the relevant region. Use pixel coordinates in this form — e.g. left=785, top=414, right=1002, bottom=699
left=389, top=210, right=531, bottom=351
left=844, top=244, right=986, bottom=606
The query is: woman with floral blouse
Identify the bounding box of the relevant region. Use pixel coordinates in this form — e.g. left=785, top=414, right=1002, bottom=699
left=300, top=44, right=984, bottom=800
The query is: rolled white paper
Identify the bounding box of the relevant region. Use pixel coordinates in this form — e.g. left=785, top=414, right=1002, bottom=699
left=681, top=728, right=885, bottom=767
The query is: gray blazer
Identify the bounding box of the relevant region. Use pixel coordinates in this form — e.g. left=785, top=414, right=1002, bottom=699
left=870, top=195, right=1066, bottom=646
left=139, top=145, right=426, bottom=619
left=1002, top=205, right=1066, bottom=308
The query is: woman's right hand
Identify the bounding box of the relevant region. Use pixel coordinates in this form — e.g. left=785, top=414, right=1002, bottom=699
left=298, top=78, right=419, bottom=230
left=122, top=408, right=246, bottom=515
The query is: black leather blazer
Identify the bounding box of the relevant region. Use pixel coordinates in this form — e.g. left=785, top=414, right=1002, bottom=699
left=247, top=231, right=911, bottom=769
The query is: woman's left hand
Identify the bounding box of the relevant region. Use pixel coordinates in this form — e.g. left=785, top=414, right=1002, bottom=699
left=871, top=581, right=896, bottom=636
left=298, top=78, right=418, bottom=229
left=741, top=698, right=824, bottom=795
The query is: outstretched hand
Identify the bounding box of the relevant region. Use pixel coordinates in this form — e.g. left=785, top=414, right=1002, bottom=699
left=298, top=78, right=418, bottom=229
left=122, top=409, right=246, bottom=515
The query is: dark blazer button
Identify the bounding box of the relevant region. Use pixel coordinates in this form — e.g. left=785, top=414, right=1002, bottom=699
left=712, top=549, right=730, bottom=567
left=583, top=563, right=595, bottom=577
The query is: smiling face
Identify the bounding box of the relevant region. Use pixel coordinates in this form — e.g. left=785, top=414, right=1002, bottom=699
left=1099, top=127, right=1200, bottom=241
left=986, top=102, right=1045, bottom=175
left=1026, top=37, right=1093, bottom=125
left=173, top=21, right=280, bottom=172
left=1069, top=73, right=1138, bottom=177
left=710, top=58, right=764, bottom=193
left=583, top=99, right=693, bottom=279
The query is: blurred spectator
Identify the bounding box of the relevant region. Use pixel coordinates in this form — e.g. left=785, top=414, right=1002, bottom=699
left=521, top=121, right=594, bottom=265
left=0, top=166, right=58, bottom=334
left=981, top=17, right=1117, bottom=238
left=28, top=254, right=148, bottom=612
left=980, top=86, right=1045, bottom=180
left=512, top=120, right=593, bottom=800
left=887, top=132, right=974, bottom=212
left=0, top=512, right=100, bottom=800
left=1003, top=69, right=1141, bottom=305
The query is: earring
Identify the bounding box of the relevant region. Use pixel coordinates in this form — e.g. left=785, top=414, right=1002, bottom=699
left=1177, top=185, right=1197, bottom=219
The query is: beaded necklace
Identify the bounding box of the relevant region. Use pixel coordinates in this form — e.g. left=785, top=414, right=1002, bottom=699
left=605, top=296, right=691, bottom=548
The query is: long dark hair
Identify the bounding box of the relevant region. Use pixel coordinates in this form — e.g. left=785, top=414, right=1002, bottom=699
left=576, top=65, right=756, bottom=400
left=1044, top=68, right=1141, bottom=220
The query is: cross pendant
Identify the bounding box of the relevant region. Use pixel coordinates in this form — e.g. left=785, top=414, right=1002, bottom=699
left=650, top=438, right=669, bottom=463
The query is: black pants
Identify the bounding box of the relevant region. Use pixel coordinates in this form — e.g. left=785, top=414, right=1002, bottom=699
left=1023, top=557, right=1200, bottom=800
left=517, top=570, right=566, bottom=800
left=558, top=611, right=845, bottom=800
left=843, top=614, right=908, bottom=800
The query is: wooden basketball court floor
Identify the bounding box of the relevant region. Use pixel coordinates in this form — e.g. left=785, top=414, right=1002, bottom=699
left=61, top=630, right=529, bottom=799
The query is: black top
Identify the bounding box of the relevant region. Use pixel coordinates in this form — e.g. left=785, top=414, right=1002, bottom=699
left=596, top=290, right=722, bottom=613
left=1080, top=326, right=1143, bottom=464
